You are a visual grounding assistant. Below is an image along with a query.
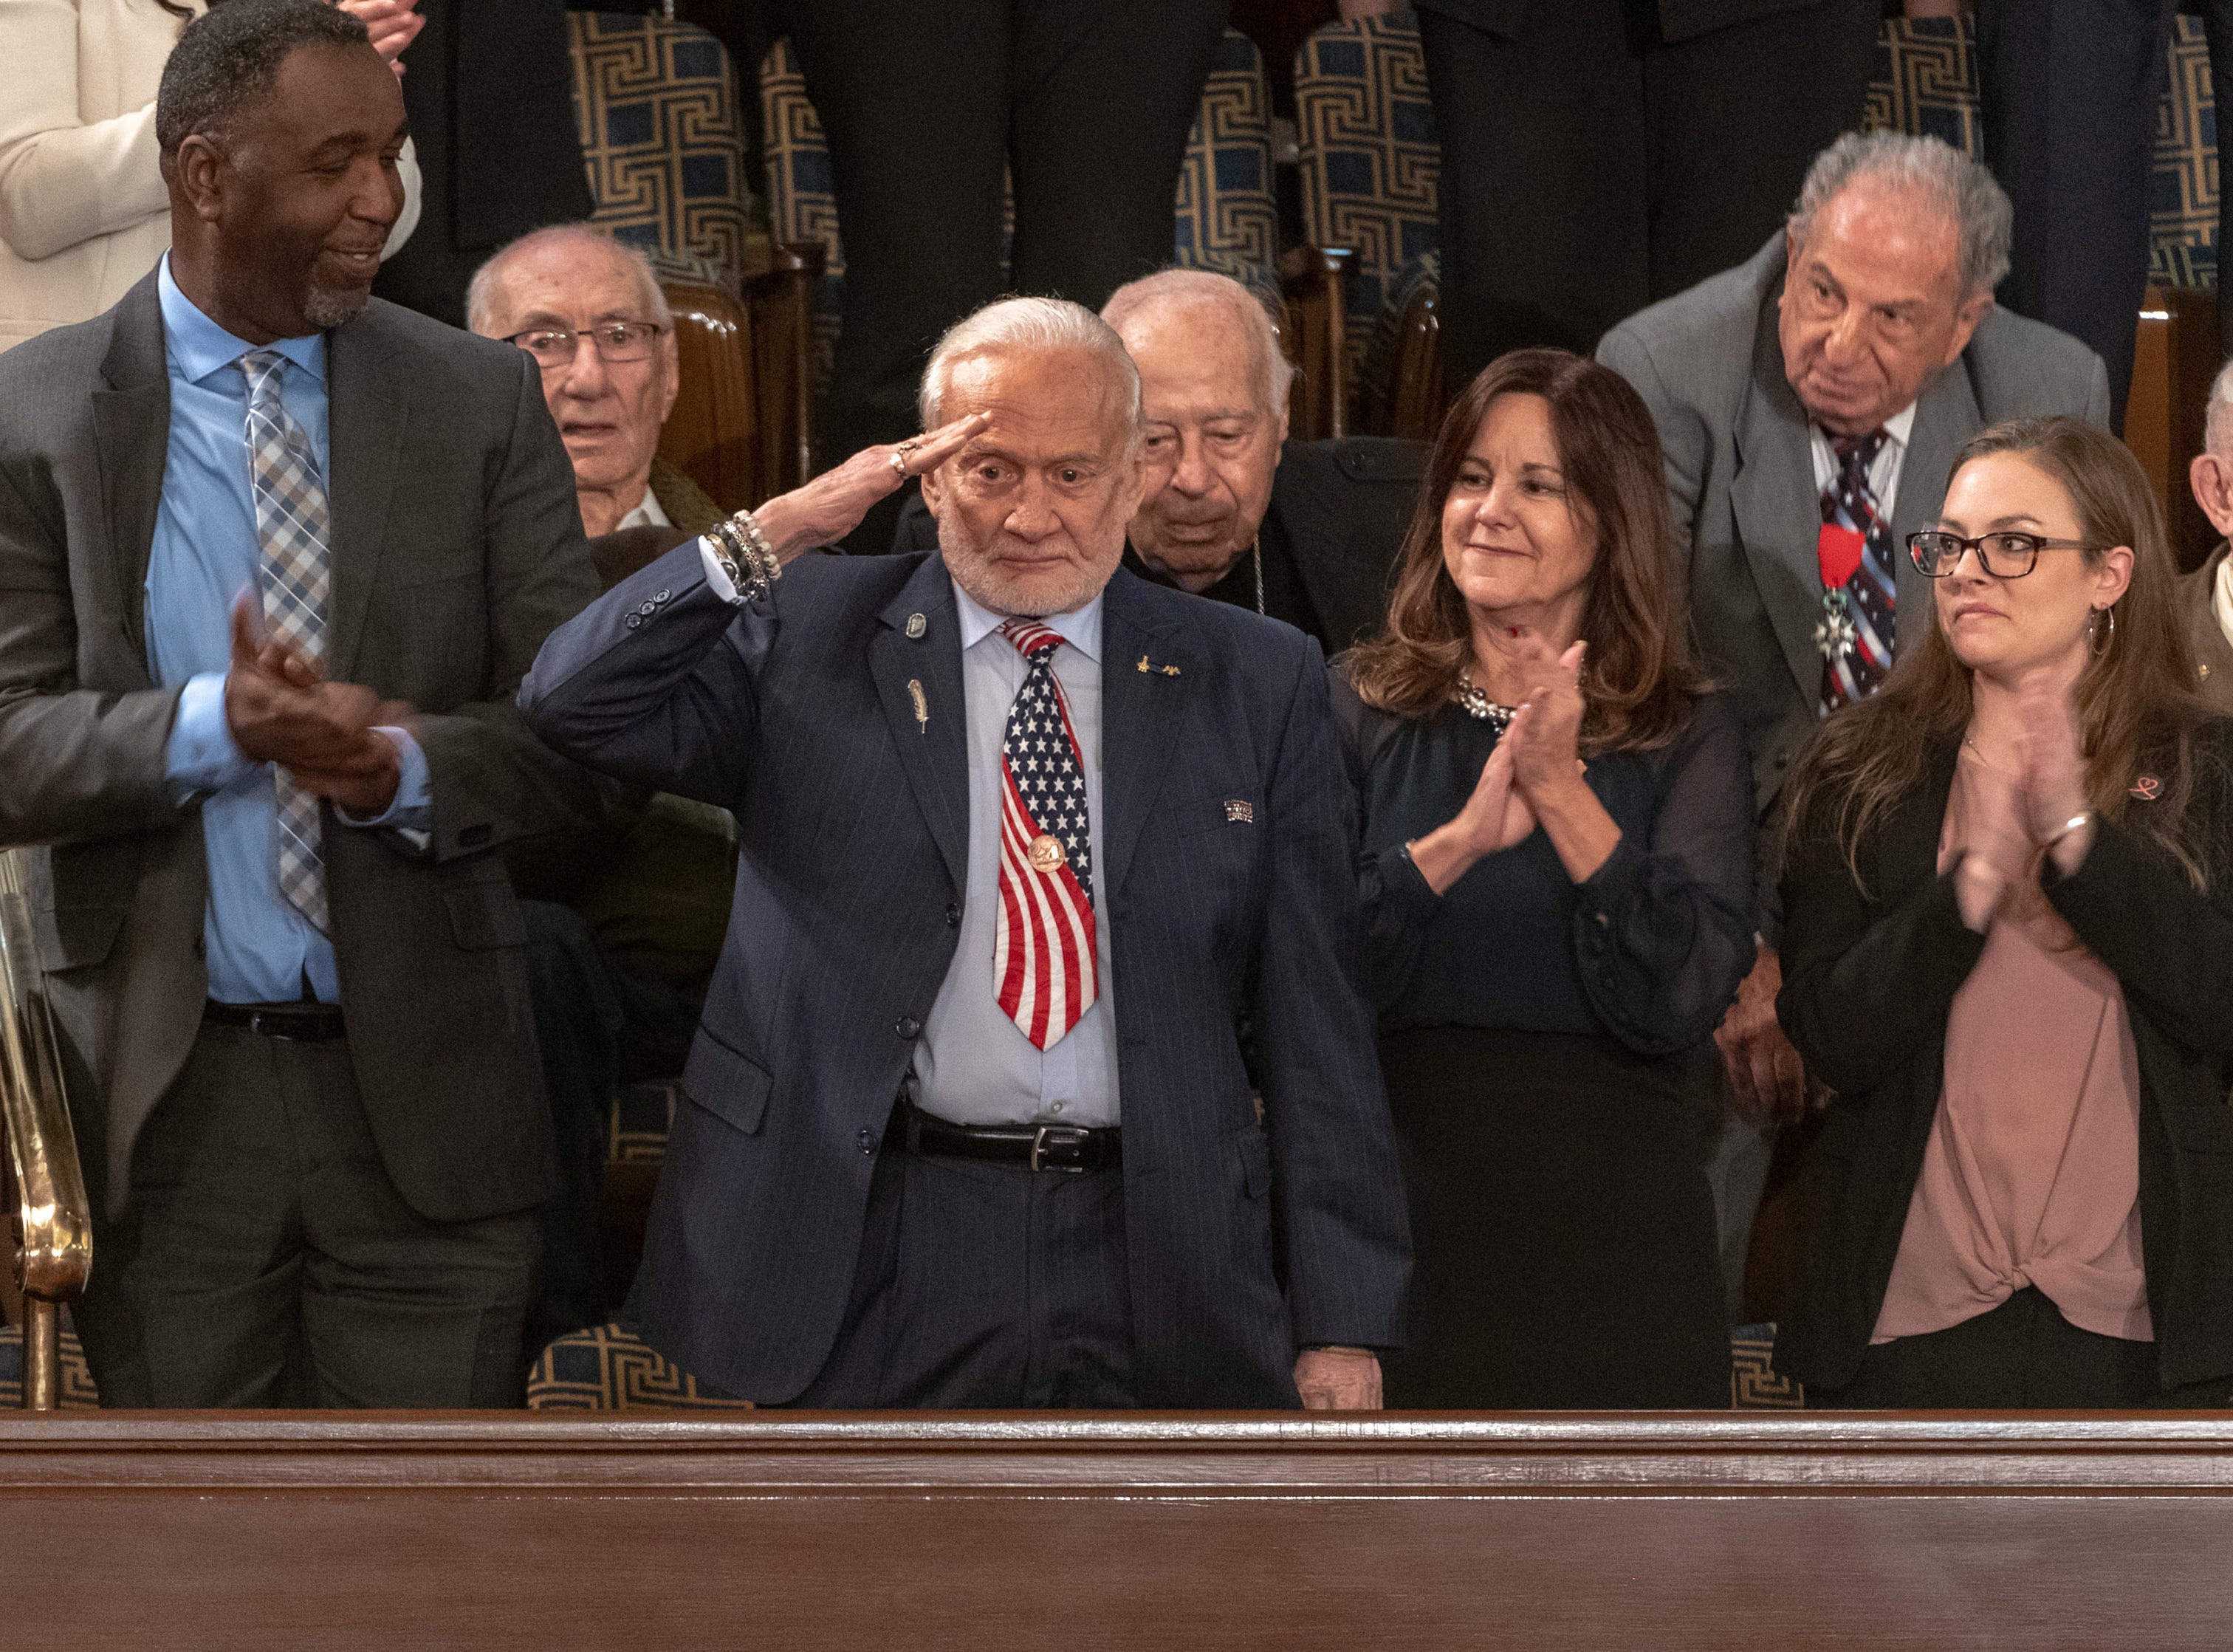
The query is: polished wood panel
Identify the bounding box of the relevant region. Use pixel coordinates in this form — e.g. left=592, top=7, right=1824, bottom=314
left=4, top=1414, right=2232, bottom=1647
left=659, top=280, right=762, bottom=514
left=2126, top=286, right=2223, bottom=575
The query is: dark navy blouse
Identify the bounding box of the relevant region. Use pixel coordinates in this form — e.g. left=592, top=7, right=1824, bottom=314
left=1332, top=674, right=1757, bottom=1055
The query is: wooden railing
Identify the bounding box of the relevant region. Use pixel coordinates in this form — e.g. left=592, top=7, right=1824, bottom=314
left=1, top=1412, right=2229, bottom=1645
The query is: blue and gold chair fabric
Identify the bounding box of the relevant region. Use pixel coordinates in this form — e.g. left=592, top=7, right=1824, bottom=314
left=758, top=37, right=845, bottom=397
left=569, top=12, right=757, bottom=282
left=1294, top=10, right=1438, bottom=402
left=0, top=1317, right=100, bottom=1408
left=2153, top=16, right=2217, bottom=289
left=1867, top=14, right=2216, bottom=290
left=608, top=1080, right=678, bottom=1167
left=526, top=1322, right=755, bottom=1411
left=1730, top=1324, right=1804, bottom=1411
left=1173, top=29, right=1280, bottom=289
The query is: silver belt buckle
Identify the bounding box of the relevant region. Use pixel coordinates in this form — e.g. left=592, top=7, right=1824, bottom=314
left=1029, top=1124, right=1090, bottom=1173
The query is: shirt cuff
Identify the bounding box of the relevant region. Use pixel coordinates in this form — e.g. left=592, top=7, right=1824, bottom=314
left=335, top=726, right=432, bottom=832
left=699, top=535, right=744, bottom=605
left=163, top=671, right=255, bottom=803
left=1382, top=841, right=1444, bottom=922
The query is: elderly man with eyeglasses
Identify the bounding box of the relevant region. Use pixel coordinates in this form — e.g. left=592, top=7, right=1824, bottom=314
left=469, top=225, right=724, bottom=544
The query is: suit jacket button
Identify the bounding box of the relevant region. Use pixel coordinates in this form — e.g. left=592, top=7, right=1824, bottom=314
left=637, top=600, right=656, bottom=616
left=944, top=902, right=961, bottom=927
left=857, top=1128, right=876, bottom=1156
left=654, top=589, right=670, bottom=604
left=625, top=613, right=642, bottom=630
left=896, top=1015, right=922, bottom=1040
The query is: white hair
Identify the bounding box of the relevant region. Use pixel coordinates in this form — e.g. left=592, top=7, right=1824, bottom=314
left=2206, top=356, right=2233, bottom=459
left=1100, top=267, right=1295, bottom=414
left=464, top=224, right=673, bottom=338
left=1788, top=130, right=2013, bottom=302
left=918, top=296, right=1142, bottom=437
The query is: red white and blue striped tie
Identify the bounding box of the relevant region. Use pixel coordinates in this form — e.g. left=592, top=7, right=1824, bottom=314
left=992, top=619, right=1097, bottom=1049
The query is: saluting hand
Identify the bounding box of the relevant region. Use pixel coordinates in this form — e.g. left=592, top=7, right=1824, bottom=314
left=748, top=412, right=989, bottom=562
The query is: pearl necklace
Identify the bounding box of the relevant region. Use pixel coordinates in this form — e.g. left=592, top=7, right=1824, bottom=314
left=1451, top=672, right=1518, bottom=732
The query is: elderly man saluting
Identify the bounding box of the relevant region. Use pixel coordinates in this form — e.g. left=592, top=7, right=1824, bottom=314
left=521, top=297, right=1410, bottom=1408
left=1598, top=129, right=2109, bottom=1307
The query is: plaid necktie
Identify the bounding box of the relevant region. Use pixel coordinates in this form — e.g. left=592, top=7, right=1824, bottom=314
left=241, top=348, right=333, bottom=935
left=992, top=620, right=1098, bottom=1049
left=1815, top=428, right=1896, bottom=713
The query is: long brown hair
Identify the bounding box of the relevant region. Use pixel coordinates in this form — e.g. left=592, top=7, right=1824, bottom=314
left=1344, top=348, right=1705, bottom=752
left=1780, top=415, right=2218, bottom=888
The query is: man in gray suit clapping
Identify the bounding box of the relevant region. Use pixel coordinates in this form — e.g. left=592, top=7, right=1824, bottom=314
left=0, top=0, right=618, bottom=1406
left=1598, top=131, right=2110, bottom=1302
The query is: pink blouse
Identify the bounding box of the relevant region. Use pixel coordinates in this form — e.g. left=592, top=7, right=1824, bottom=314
left=1871, top=745, right=2152, bottom=1345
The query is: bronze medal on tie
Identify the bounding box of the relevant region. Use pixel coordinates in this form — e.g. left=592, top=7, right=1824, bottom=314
left=1027, top=833, right=1066, bottom=873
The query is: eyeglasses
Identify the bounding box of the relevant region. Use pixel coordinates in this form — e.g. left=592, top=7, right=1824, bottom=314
left=504, top=321, right=665, bottom=369
left=1906, top=529, right=2106, bottom=579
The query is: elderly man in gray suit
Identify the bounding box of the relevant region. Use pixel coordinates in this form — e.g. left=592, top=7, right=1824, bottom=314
left=0, top=0, right=614, bottom=1405
left=1598, top=130, right=2109, bottom=1307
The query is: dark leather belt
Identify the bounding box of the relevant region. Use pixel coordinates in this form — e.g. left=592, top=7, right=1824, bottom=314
left=897, top=1096, right=1119, bottom=1173
left=204, top=1000, right=347, bottom=1041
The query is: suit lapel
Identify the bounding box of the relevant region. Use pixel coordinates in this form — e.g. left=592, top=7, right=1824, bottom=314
left=322, top=311, right=414, bottom=681
left=1887, top=361, right=1980, bottom=650
left=1878, top=735, right=1962, bottom=897
left=89, top=273, right=171, bottom=665
left=870, top=555, right=970, bottom=893
left=1728, top=304, right=1827, bottom=708
left=1100, top=568, right=1200, bottom=896
left=1266, top=448, right=1387, bottom=652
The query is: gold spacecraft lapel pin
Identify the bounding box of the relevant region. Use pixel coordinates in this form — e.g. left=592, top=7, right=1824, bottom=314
left=1136, top=654, right=1180, bottom=677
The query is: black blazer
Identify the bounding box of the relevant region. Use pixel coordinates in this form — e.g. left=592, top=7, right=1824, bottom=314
left=1773, top=724, right=2233, bottom=1394
left=1413, top=0, right=1831, bottom=45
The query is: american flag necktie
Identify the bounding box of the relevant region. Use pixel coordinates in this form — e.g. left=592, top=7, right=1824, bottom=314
left=241, top=349, right=334, bottom=935
left=1815, top=428, right=1895, bottom=713
left=992, top=619, right=1097, bottom=1049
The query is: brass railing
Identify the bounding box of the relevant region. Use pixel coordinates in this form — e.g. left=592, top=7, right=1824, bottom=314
left=0, top=849, right=91, bottom=1409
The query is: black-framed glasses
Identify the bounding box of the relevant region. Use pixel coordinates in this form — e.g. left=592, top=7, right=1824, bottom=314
left=1906, top=529, right=2105, bottom=579
left=504, top=321, right=666, bottom=369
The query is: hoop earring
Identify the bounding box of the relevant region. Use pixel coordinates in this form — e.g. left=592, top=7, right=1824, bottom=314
left=2088, top=604, right=2116, bottom=657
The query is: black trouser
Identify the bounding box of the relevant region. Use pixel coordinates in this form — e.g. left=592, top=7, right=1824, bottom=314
left=1807, top=1286, right=2233, bottom=1408
left=73, top=1022, right=541, bottom=1408
left=784, top=0, right=1229, bottom=547
left=1977, top=0, right=2229, bottom=434
left=780, top=1120, right=1136, bottom=1408
left=1418, top=0, right=1878, bottom=385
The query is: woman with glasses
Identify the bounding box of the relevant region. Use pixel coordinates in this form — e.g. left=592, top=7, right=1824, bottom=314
left=1334, top=349, right=1755, bottom=1408
left=1774, top=414, right=2233, bottom=1408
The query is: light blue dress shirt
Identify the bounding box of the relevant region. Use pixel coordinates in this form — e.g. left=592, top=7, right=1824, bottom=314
left=150, top=256, right=430, bottom=1005
left=910, top=582, right=1118, bottom=1128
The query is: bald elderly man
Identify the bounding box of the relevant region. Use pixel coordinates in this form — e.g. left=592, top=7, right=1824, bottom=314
left=468, top=225, right=724, bottom=555
left=895, top=270, right=1425, bottom=656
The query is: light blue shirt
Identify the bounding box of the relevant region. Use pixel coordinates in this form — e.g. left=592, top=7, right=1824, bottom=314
left=150, top=256, right=430, bottom=1004
left=910, top=582, right=1118, bottom=1128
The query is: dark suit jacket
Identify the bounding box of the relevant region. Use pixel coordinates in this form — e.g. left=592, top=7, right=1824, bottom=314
left=1773, top=727, right=2233, bottom=1394
left=891, top=436, right=1428, bottom=655
left=2180, top=542, right=2233, bottom=716
left=1599, top=233, right=2110, bottom=923
left=1414, top=0, right=1833, bottom=44
left=0, top=270, right=618, bottom=1224
left=519, top=546, right=1412, bottom=1405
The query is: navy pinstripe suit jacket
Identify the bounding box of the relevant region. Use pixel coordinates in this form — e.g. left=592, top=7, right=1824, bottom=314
left=520, top=541, right=1410, bottom=1405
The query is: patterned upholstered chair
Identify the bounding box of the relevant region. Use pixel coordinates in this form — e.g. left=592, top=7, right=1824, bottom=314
left=569, top=13, right=819, bottom=504
left=1293, top=11, right=1438, bottom=436
left=0, top=1318, right=100, bottom=1409
left=1729, top=1324, right=1804, bottom=1411
left=1866, top=16, right=1980, bottom=160
left=526, top=1322, right=754, bottom=1411
left=759, top=30, right=1291, bottom=426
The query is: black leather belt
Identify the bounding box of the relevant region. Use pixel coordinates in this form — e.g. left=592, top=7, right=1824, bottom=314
left=204, top=1000, right=347, bottom=1041
left=897, top=1096, right=1120, bottom=1173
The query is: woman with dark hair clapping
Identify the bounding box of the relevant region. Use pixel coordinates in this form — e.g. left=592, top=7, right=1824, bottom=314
left=1776, top=415, right=2233, bottom=1408
left=1334, top=348, right=1755, bottom=1408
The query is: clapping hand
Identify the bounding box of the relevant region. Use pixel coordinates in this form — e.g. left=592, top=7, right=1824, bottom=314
left=1500, top=634, right=1588, bottom=803
left=334, top=0, right=425, bottom=74
left=2014, top=674, right=2093, bottom=855
left=750, top=413, right=990, bottom=562
left=224, top=595, right=414, bottom=817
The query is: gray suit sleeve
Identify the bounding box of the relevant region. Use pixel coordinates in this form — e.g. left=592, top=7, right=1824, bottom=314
left=1597, top=323, right=1707, bottom=566
left=0, top=445, right=182, bottom=848
left=408, top=354, right=633, bottom=862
